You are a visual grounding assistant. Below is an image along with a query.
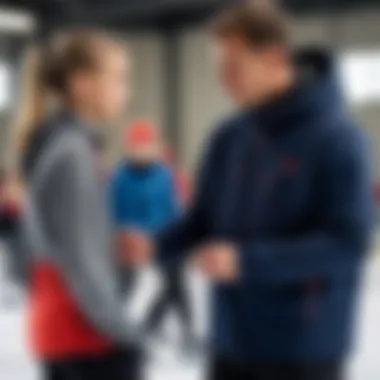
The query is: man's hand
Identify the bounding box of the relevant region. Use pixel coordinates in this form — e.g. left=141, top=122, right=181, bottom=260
left=116, top=230, right=154, bottom=269
left=193, top=242, right=239, bottom=283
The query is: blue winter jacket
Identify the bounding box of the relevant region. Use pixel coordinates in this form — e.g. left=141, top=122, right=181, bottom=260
left=110, top=162, right=179, bottom=234
left=157, top=50, right=373, bottom=363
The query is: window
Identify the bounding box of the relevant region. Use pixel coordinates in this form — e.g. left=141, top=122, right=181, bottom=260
left=339, top=50, right=380, bottom=105
left=0, top=61, right=11, bottom=111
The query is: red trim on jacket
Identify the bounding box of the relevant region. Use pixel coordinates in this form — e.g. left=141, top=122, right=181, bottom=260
left=28, top=262, right=113, bottom=359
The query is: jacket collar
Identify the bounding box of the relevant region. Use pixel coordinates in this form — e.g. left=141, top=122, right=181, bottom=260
left=251, top=48, right=344, bottom=137
left=23, top=110, right=96, bottom=178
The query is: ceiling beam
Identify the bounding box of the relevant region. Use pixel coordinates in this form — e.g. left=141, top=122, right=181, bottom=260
left=73, top=0, right=222, bottom=24
left=3, top=0, right=380, bottom=34
left=0, top=7, right=36, bottom=34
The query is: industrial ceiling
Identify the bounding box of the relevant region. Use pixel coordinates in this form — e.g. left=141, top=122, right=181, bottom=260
left=1, top=0, right=380, bottom=34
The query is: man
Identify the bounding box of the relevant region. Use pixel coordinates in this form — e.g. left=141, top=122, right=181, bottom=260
left=126, top=2, right=373, bottom=379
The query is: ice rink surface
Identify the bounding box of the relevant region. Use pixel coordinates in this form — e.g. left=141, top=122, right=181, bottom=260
left=0, top=253, right=379, bottom=380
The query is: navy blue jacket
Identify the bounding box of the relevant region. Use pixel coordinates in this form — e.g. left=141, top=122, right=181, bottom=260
left=158, top=50, right=373, bottom=362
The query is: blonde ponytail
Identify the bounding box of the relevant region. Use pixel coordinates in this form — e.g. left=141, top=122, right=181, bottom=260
left=6, top=47, right=48, bottom=200
left=10, top=47, right=48, bottom=170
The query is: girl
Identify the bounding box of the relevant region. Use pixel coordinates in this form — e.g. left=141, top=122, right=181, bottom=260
left=15, top=30, right=143, bottom=380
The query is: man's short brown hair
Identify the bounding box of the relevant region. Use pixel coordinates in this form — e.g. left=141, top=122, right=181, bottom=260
left=210, top=0, right=291, bottom=48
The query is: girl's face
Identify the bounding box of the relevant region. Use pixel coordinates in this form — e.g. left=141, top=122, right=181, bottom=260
left=72, top=48, right=132, bottom=124
left=95, top=49, right=132, bottom=123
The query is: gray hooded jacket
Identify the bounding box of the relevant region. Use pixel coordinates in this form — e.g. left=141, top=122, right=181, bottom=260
left=20, top=114, right=140, bottom=347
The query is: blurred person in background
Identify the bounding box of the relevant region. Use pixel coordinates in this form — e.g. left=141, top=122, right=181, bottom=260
left=15, top=30, right=143, bottom=380
left=110, top=120, right=167, bottom=294
left=124, top=1, right=373, bottom=379
left=110, top=122, right=192, bottom=350
left=143, top=146, right=197, bottom=357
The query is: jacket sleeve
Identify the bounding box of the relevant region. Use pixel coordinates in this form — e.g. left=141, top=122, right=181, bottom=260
left=45, top=136, right=141, bottom=346
left=156, top=128, right=225, bottom=262
left=239, top=127, right=373, bottom=284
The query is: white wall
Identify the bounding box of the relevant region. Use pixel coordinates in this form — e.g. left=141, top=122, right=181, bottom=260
left=178, top=28, right=232, bottom=170
left=335, top=10, right=380, bottom=177
left=0, top=7, right=35, bottom=34
left=126, top=34, right=165, bottom=126
left=108, top=33, right=165, bottom=163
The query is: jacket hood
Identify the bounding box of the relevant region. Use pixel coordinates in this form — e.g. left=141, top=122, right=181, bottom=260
left=254, top=48, right=344, bottom=135
left=22, top=112, right=95, bottom=179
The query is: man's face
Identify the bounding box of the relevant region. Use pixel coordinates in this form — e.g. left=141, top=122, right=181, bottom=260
left=214, top=36, right=283, bottom=107
left=72, top=49, right=131, bottom=124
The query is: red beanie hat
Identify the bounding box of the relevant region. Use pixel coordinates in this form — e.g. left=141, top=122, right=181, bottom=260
left=125, top=120, right=159, bottom=147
